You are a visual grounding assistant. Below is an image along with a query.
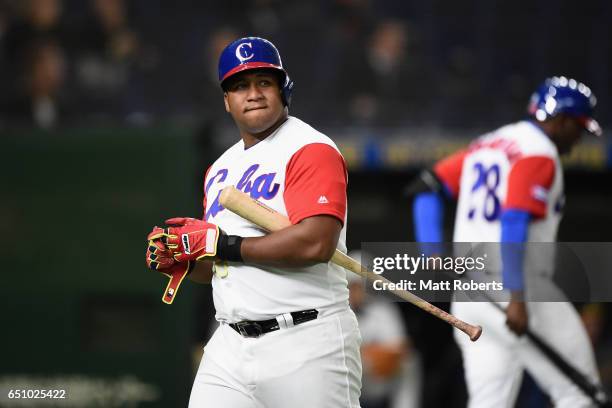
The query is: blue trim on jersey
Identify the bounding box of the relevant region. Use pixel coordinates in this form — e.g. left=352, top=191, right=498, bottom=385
left=413, top=192, right=444, bottom=256
left=500, top=209, right=530, bottom=291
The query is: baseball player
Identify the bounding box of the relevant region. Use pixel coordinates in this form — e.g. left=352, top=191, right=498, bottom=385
left=146, top=37, right=362, bottom=408
left=409, top=76, right=602, bottom=407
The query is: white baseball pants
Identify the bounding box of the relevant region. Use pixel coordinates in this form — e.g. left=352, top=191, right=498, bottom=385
left=189, top=309, right=362, bottom=408
left=453, top=301, right=600, bottom=408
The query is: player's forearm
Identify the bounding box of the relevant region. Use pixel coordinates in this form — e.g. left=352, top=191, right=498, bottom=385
left=188, top=260, right=214, bottom=284
left=500, top=209, right=530, bottom=292
left=240, top=215, right=342, bottom=267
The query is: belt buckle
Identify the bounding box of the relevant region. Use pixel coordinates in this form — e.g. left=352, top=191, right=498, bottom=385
left=236, top=321, right=263, bottom=338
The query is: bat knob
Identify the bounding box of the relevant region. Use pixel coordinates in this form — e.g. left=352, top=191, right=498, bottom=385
left=469, top=325, right=483, bottom=342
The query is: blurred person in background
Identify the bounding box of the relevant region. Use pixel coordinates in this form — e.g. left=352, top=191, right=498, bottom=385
left=335, top=19, right=431, bottom=127
left=1, top=0, right=66, bottom=113
left=70, top=0, right=142, bottom=119
left=1, top=38, right=70, bottom=129
left=190, top=27, right=240, bottom=125
left=3, top=0, right=65, bottom=62
left=0, top=1, right=9, bottom=52
left=0, top=1, right=11, bottom=96
left=348, top=251, right=422, bottom=408
left=435, top=45, right=482, bottom=128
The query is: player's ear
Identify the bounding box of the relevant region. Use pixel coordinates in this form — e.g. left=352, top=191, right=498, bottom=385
left=223, top=92, right=230, bottom=113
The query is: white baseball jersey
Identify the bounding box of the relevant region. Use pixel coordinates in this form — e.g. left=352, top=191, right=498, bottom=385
left=435, top=120, right=565, bottom=279
left=435, top=120, right=564, bottom=243
left=203, top=116, right=350, bottom=323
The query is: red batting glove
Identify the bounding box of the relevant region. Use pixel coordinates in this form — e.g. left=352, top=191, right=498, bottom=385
left=157, top=261, right=192, bottom=304
left=150, top=217, right=221, bottom=262
left=146, top=226, right=192, bottom=304
left=146, top=236, right=175, bottom=271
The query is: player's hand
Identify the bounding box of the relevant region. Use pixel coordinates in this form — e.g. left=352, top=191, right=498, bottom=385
left=146, top=228, right=193, bottom=304
left=506, top=299, right=528, bottom=336
left=149, top=217, right=222, bottom=262
left=146, top=233, right=176, bottom=271
left=146, top=229, right=192, bottom=277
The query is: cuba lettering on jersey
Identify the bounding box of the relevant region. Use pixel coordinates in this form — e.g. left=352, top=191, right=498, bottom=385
left=434, top=121, right=564, bottom=276
left=203, top=116, right=349, bottom=323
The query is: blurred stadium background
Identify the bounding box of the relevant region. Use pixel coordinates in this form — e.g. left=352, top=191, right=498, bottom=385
left=1, top=0, right=611, bottom=407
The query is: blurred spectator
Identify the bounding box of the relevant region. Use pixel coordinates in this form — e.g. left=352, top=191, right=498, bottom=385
left=0, top=1, right=11, bottom=93
left=0, top=1, right=608, bottom=129
left=435, top=45, right=483, bottom=127
left=1, top=38, right=70, bottom=129
left=69, top=0, right=142, bottom=119
left=329, top=0, right=372, bottom=41
left=3, top=0, right=65, bottom=62
left=348, top=251, right=422, bottom=408
left=244, top=0, right=281, bottom=37
left=0, top=1, right=9, bottom=45
left=71, top=0, right=138, bottom=61
left=335, top=19, right=431, bottom=127
left=190, top=27, right=239, bottom=117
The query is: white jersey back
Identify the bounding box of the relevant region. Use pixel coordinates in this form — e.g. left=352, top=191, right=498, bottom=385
left=453, top=121, right=563, bottom=243
left=204, top=116, right=349, bottom=323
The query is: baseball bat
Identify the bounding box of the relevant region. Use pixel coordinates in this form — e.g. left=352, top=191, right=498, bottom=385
left=219, top=186, right=482, bottom=342
left=488, top=302, right=611, bottom=407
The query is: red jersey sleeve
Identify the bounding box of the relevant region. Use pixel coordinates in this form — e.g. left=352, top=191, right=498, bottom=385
left=433, top=149, right=468, bottom=199
left=504, top=156, right=556, bottom=218
left=284, top=143, right=348, bottom=225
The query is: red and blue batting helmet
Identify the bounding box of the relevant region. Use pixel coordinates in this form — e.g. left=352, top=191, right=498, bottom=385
left=218, top=37, right=294, bottom=106
left=527, top=76, right=602, bottom=136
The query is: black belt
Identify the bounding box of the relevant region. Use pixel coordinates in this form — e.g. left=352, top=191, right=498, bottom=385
left=229, top=309, right=319, bottom=338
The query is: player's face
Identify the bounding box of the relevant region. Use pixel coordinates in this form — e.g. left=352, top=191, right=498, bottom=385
left=554, top=116, right=585, bottom=155
left=223, top=70, right=286, bottom=135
